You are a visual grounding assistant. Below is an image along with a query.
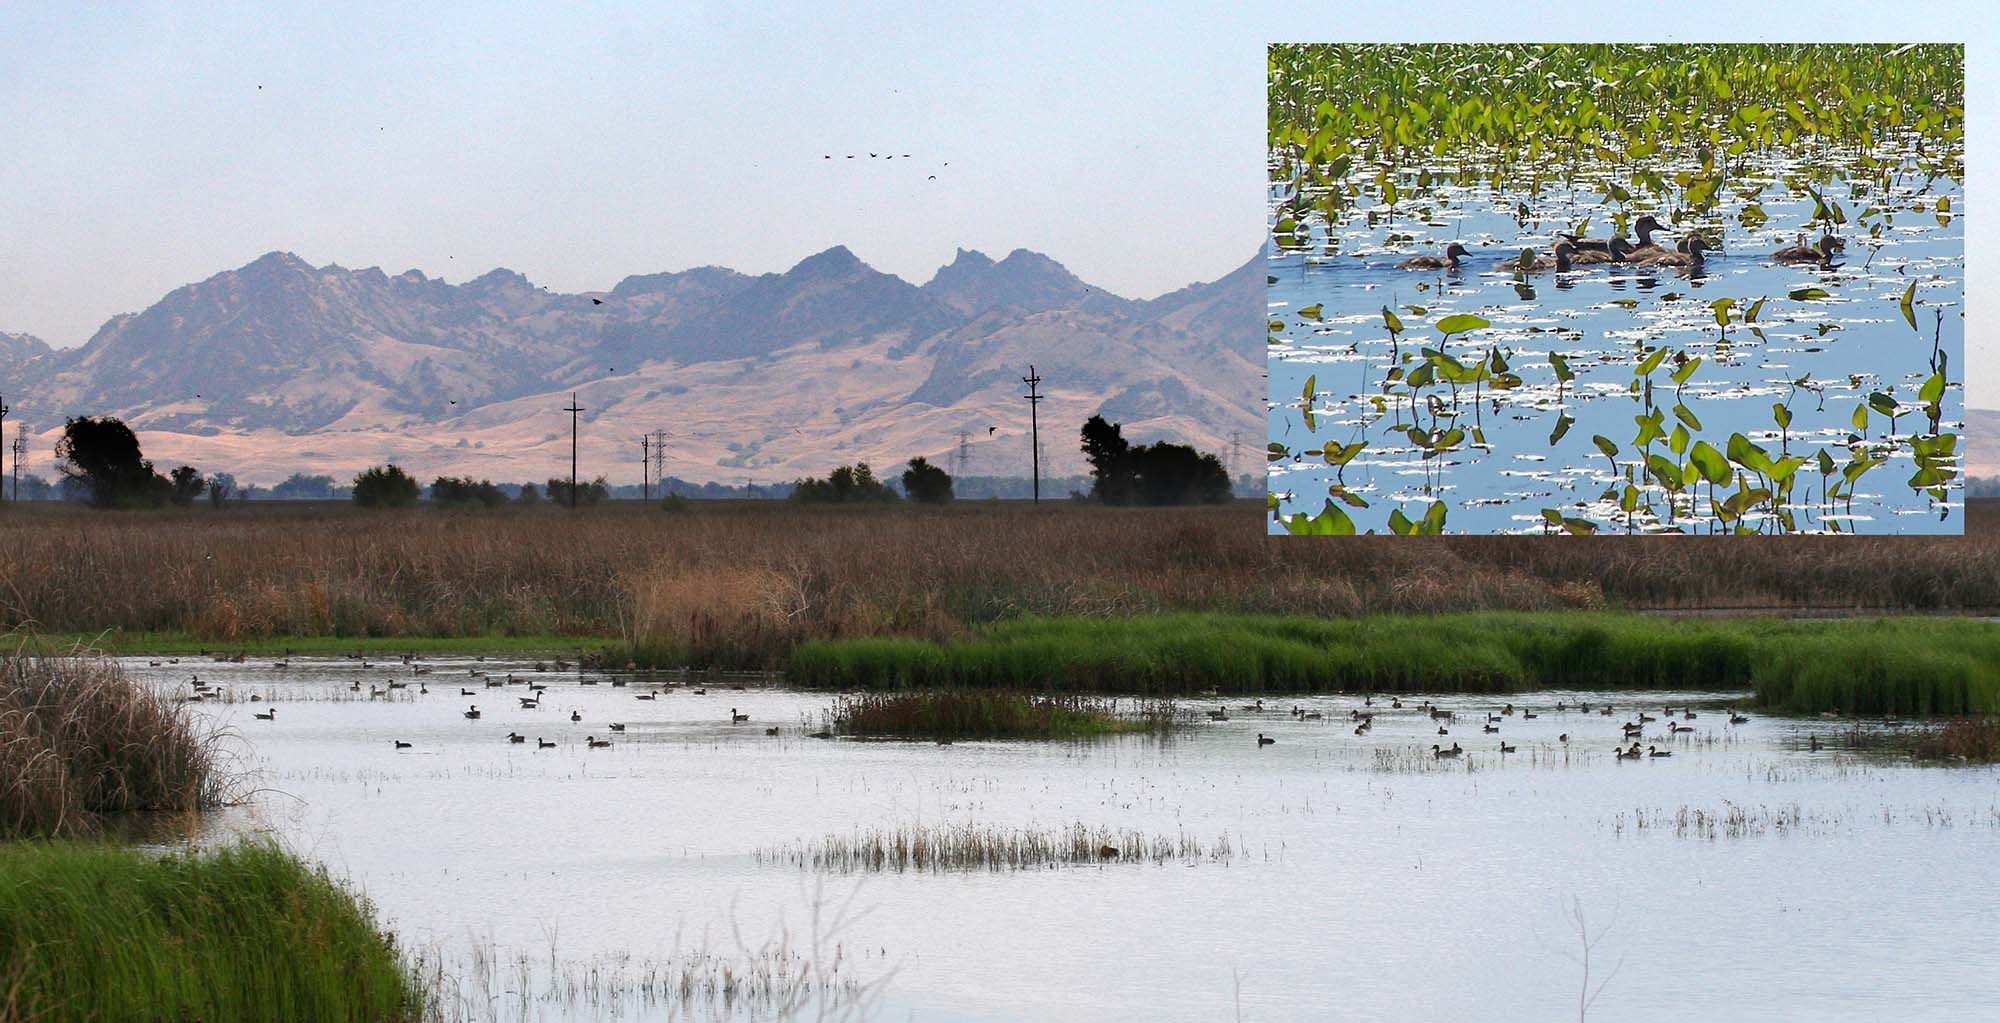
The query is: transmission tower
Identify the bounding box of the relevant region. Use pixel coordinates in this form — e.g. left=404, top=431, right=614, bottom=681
left=651, top=430, right=668, bottom=496
left=955, top=430, right=971, bottom=478
left=9, top=427, right=23, bottom=502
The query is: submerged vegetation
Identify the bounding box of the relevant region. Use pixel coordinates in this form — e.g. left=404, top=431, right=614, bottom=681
left=0, top=841, right=422, bottom=1021
left=826, top=689, right=1179, bottom=740
left=758, top=822, right=1237, bottom=873
left=790, top=613, right=2000, bottom=715
left=1, top=651, right=224, bottom=837
left=1267, top=44, right=1965, bottom=535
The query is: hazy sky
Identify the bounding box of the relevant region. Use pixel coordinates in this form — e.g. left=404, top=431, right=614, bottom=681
left=0, top=2, right=1991, bottom=390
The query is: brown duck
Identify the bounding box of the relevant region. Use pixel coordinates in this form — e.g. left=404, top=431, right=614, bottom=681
left=1771, top=233, right=1843, bottom=265
left=1397, top=242, right=1470, bottom=271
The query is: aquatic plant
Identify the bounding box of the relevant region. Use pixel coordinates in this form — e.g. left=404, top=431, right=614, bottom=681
left=0, top=650, right=226, bottom=837
left=757, top=821, right=1236, bottom=873
left=0, top=840, right=423, bottom=1021
left=824, top=689, right=1181, bottom=740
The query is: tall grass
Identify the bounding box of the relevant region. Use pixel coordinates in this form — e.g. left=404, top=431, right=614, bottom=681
left=757, top=822, right=1236, bottom=872
left=3, top=501, right=1999, bottom=667
left=0, top=840, right=423, bottom=1021
left=790, top=612, right=2000, bottom=715
left=826, top=690, right=1180, bottom=740
left=1, top=651, right=224, bottom=837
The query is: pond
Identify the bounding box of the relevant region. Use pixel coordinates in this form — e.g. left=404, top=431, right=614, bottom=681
left=157, top=655, right=2000, bottom=1022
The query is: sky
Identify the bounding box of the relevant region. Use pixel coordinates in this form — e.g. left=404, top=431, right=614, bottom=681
left=0, top=2, right=1993, bottom=392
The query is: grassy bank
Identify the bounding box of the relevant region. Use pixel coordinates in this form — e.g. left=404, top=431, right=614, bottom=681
left=789, top=613, right=2000, bottom=716
left=2, top=652, right=224, bottom=837
left=5, top=502, right=2000, bottom=669
left=0, top=840, right=422, bottom=1021
left=17, top=630, right=603, bottom=659
left=826, top=690, right=1178, bottom=740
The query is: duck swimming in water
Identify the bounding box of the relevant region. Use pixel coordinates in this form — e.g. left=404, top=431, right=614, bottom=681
left=1771, top=233, right=1843, bottom=265
left=1564, top=214, right=1667, bottom=254
left=1563, top=236, right=1636, bottom=265
left=1397, top=242, right=1470, bottom=271
left=1630, top=236, right=1707, bottom=268
left=1496, top=245, right=1568, bottom=273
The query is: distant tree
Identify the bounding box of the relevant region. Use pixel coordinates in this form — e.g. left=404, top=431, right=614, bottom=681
left=352, top=464, right=421, bottom=508
left=167, top=466, right=206, bottom=507
left=1080, top=415, right=1134, bottom=504
left=517, top=482, right=543, bottom=506
left=1078, top=416, right=1231, bottom=506
left=206, top=472, right=236, bottom=508
left=271, top=473, right=337, bottom=500
left=545, top=476, right=609, bottom=507
left=430, top=476, right=509, bottom=508
left=791, top=462, right=899, bottom=504
left=901, top=457, right=954, bottom=504
left=55, top=416, right=169, bottom=508
left=14, top=474, right=53, bottom=502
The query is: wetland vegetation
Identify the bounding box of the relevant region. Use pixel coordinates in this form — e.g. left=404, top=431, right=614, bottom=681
left=757, top=822, right=1237, bottom=873
left=1267, top=44, right=1965, bottom=534
left=824, top=689, right=1181, bottom=741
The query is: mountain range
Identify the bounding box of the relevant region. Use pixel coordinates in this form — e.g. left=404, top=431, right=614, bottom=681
left=0, top=247, right=1263, bottom=486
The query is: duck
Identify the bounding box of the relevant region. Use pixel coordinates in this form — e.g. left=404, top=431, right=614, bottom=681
left=1495, top=245, right=1568, bottom=273
left=1729, top=713, right=1751, bottom=725
left=1257, top=733, right=1276, bottom=746
left=1562, top=237, right=1637, bottom=265
left=1437, top=725, right=1449, bottom=736
left=635, top=692, right=657, bottom=701
left=1242, top=699, right=1265, bottom=712
left=393, top=740, right=412, bottom=750
left=461, top=687, right=476, bottom=696
left=1521, top=710, right=1538, bottom=720
left=1498, top=741, right=1517, bottom=754
left=519, top=696, right=541, bottom=709
left=507, top=732, right=525, bottom=743
left=1482, top=723, right=1500, bottom=734
left=1558, top=733, right=1570, bottom=743
left=1397, top=242, right=1470, bottom=271
left=253, top=708, right=276, bottom=720
left=1809, top=734, right=1823, bottom=752
left=463, top=705, right=481, bottom=720
left=1637, top=712, right=1657, bottom=723
left=766, top=726, right=781, bottom=736
left=1629, top=235, right=1708, bottom=268
left=1772, top=233, right=1843, bottom=264
left=586, top=736, right=611, bottom=748
left=570, top=710, right=582, bottom=722
left=1670, top=722, right=1694, bottom=734
left=537, top=738, right=556, bottom=749
left=1647, top=745, right=1672, bottom=758
left=1432, top=743, right=1463, bottom=759
left=608, top=722, right=626, bottom=732
left=1301, top=710, right=1323, bottom=721
left=1208, top=709, right=1230, bottom=722
left=1615, top=746, right=1641, bottom=760
left=730, top=708, right=750, bottom=723
left=1564, top=214, right=1666, bottom=253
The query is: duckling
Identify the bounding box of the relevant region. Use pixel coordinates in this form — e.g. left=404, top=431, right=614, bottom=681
left=1397, top=242, right=1471, bottom=271
left=253, top=708, right=276, bottom=720
left=1565, top=214, right=1666, bottom=253
left=1432, top=744, right=1462, bottom=759
left=1647, top=745, right=1672, bottom=758
left=1629, top=235, right=1707, bottom=268
left=1772, top=233, right=1843, bottom=264
left=1496, top=245, right=1567, bottom=273
left=1257, top=733, right=1276, bottom=746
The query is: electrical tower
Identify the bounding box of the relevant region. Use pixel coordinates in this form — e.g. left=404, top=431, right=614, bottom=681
left=9, top=427, right=22, bottom=503
left=651, top=430, right=668, bottom=497
left=1021, top=366, right=1042, bottom=504
left=955, top=430, right=971, bottom=478
left=640, top=434, right=652, bottom=502
left=1230, top=430, right=1243, bottom=483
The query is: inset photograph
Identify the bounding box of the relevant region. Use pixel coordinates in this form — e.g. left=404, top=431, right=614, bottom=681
left=1267, top=44, right=1965, bottom=534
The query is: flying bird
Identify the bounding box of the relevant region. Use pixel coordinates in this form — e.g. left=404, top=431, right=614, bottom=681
left=987, top=426, right=997, bottom=435
left=592, top=298, right=603, bottom=305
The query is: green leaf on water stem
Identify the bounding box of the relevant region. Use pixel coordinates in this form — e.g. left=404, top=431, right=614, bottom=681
left=1899, top=281, right=1918, bottom=332
left=1550, top=351, right=1575, bottom=384
left=1919, top=371, right=1946, bottom=404
left=1670, top=357, right=1702, bottom=385
left=1690, top=441, right=1731, bottom=486
left=1381, top=306, right=1403, bottom=333
left=1636, top=347, right=1668, bottom=376
left=1593, top=435, right=1620, bottom=461
left=1745, top=297, right=1767, bottom=324
left=1435, top=313, right=1490, bottom=337
left=1867, top=391, right=1899, bottom=417
left=1851, top=403, right=1868, bottom=431
left=1549, top=413, right=1574, bottom=445
left=1672, top=403, right=1703, bottom=432
left=1772, top=403, right=1792, bottom=430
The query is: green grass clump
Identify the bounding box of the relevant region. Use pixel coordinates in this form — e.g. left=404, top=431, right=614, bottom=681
left=2, top=651, right=224, bottom=837
left=827, top=689, right=1178, bottom=740
left=0, top=841, right=423, bottom=1021
left=789, top=612, right=2000, bottom=716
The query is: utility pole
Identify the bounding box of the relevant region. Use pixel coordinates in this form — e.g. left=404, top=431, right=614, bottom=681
left=564, top=393, right=584, bottom=510
left=9, top=428, right=20, bottom=502
left=1021, top=365, right=1042, bottom=504
left=640, top=434, right=651, bottom=503
left=0, top=393, right=8, bottom=505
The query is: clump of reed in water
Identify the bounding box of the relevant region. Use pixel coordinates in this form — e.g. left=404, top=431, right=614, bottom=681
left=825, top=689, right=1182, bottom=740
left=1, top=649, right=226, bottom=837
left=758, top=822, right=1236, bottom=872
left=1913, top=716, right=2000, bottom=762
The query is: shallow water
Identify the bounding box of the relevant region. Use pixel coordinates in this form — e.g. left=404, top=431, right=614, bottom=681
left=161, top=655, right=2000, bottom=1022
left=1267, top=158, right=1965, bottom=535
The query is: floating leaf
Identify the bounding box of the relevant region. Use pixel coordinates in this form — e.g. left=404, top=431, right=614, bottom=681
left=1298, top=303, right=1325, bottom=320
left=1899, top=280, right=1917, bottom=332
left=1550, top=351, right=1575, bottom=384
left=1789, top=287, right=1831, bottom=301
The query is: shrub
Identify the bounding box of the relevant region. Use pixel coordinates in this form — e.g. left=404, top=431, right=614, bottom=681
left=351, top=465, right=420, bottom=508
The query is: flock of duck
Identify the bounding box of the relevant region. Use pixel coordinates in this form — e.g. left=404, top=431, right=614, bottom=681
left=1395, top=214, right=1844, bottom=273
left=1235, top=694, right=1755, bottom=761
left=176, top=653, right=783, bottom=751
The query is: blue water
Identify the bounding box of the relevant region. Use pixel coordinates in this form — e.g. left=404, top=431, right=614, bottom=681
left=1267, top=163, right=1965, bottom=535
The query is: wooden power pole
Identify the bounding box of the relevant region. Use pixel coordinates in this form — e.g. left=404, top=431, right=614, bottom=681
left=564, top=393, right=584, bottom=509
left=1021, top=366, right=1042, bottom=504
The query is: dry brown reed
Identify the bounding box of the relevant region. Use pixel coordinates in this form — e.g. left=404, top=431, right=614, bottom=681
left=0, top=649, right=225, bottom=836
left=2, top=500, right=1996, bottom=666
